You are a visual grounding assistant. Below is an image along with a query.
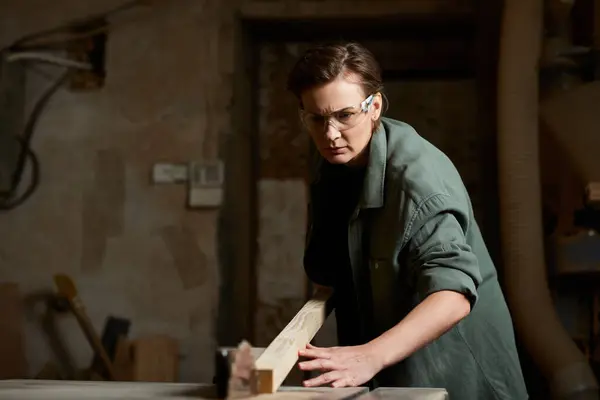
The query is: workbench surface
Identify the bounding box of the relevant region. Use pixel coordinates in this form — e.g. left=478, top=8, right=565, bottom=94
left=0, top=380, right=448, bottom=400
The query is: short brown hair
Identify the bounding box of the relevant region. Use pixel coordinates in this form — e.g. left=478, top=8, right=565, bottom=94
left=286, top=42, right=384, bottom=130
left=286, top=41, right=383, bottom=102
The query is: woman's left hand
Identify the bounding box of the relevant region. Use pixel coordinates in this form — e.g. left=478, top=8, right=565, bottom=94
left=297, top=343, right=384, bottom=388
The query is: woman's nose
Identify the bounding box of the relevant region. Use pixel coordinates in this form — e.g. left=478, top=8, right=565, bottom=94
left=324, top=122, right=341, bottom=141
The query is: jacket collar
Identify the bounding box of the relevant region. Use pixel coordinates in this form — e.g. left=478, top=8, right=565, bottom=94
left=360, top=123, right=387, bottom=209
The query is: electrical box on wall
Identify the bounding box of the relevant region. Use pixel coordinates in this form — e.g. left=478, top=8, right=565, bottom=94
left=187, top=160, right=224, bottom=208
left=66, top=19, right=108, bottom=91
left=0, top=55, right=26, bottom=196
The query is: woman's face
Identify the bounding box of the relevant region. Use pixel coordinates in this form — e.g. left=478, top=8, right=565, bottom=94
left=299, top=73, right=382, bottom=166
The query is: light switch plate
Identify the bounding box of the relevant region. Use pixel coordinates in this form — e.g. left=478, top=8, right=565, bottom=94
left=187, top=160, right=224, bottom=208
left=152, top=163, right=188, bottom=184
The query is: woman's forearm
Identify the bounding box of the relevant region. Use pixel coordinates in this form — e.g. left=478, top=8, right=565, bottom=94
left=367, top=290, right=472, bottom=369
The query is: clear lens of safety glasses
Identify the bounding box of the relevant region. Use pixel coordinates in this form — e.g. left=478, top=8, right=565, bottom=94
left=300, top=94, right=374, bottom=132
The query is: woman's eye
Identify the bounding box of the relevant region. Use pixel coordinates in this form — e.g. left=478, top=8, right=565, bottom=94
left=337, top=112, right=353, bottom=120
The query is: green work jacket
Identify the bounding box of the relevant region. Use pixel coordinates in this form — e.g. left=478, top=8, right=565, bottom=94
left=304, top=117, right=529, bottom=400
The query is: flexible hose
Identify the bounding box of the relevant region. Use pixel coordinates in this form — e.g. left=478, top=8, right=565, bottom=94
left=497, top=0, right=599, bottom=398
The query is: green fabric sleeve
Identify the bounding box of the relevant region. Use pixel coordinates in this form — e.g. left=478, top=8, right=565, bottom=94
left=406, top=194, right=483, bottom=309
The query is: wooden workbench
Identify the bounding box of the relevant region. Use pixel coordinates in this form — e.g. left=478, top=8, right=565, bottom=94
left=0, top=380, right=448, bottom=400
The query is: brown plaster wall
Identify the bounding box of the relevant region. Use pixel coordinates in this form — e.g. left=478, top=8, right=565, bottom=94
left=0, top=0, right=234, bottom=382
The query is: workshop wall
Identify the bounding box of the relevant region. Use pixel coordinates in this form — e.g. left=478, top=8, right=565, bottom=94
left=0, top=0, right=234, bottom=382
left=0, top=0, right=477, bottom=384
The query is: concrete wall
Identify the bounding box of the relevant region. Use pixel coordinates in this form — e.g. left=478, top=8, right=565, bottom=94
left=0, top=0, right=475, bottom=383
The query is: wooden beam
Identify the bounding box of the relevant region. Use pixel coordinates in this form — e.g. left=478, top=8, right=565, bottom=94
left=253, top=288, right=333, bottom=394
left=240, top=0, right=472, bottom=20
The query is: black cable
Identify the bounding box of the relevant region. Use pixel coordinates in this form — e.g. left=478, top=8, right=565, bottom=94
left=0, top=2, right=149, bottom=210
left=0, top=138, right=40, bottom=211
left=0, top=70, right=69, bottom=212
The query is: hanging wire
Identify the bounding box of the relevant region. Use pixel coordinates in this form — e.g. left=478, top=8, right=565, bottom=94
left=0, top=1, right=150, bottom=211
left=6, top=52, right=92, bottom=70
left=0, top=70, right=70, bottom=211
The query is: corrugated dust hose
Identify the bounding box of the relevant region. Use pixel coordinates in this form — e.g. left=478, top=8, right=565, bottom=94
left=497, top=0, right=599, bottom=398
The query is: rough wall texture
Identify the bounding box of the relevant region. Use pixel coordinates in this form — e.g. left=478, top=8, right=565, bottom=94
left=258, top=43, right=310, bottom=180
left=0, top=0, right=234, bottom=382
left=0, top=0, right=473, bottom=383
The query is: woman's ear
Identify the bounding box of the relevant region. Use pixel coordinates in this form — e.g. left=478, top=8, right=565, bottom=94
left=372, top=92, right=383, bottom=120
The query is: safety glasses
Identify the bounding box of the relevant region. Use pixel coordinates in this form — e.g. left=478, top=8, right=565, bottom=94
left=299, top=94, right=375, bottom=132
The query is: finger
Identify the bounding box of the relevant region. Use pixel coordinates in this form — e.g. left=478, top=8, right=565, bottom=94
left=298, top=358, right=338, bottom=371
left=303, top=371, right=344, bottom=387
left=298, top=347, right=331, bottom=359
left=306, top=343, right=321, bottom=349
left=331, top=379, right=349, bottom=388
left=332, top=375, right=359, bottom=388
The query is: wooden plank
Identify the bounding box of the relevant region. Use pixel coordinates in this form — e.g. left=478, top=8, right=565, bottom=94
left=240, top=0, right=472, bottom=19
left=254, top=289, right=333, bottom=394
left=0, top=380, right=366, bottom=399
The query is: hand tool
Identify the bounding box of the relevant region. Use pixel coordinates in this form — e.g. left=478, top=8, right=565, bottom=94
left=54, top=274, right=116, bottom=380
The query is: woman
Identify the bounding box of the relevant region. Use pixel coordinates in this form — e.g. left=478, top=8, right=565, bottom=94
left=287, top=42, right=529, bottom=399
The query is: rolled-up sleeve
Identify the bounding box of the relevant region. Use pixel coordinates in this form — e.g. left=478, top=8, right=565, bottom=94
left=405, top=194, right=482, bottom=309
